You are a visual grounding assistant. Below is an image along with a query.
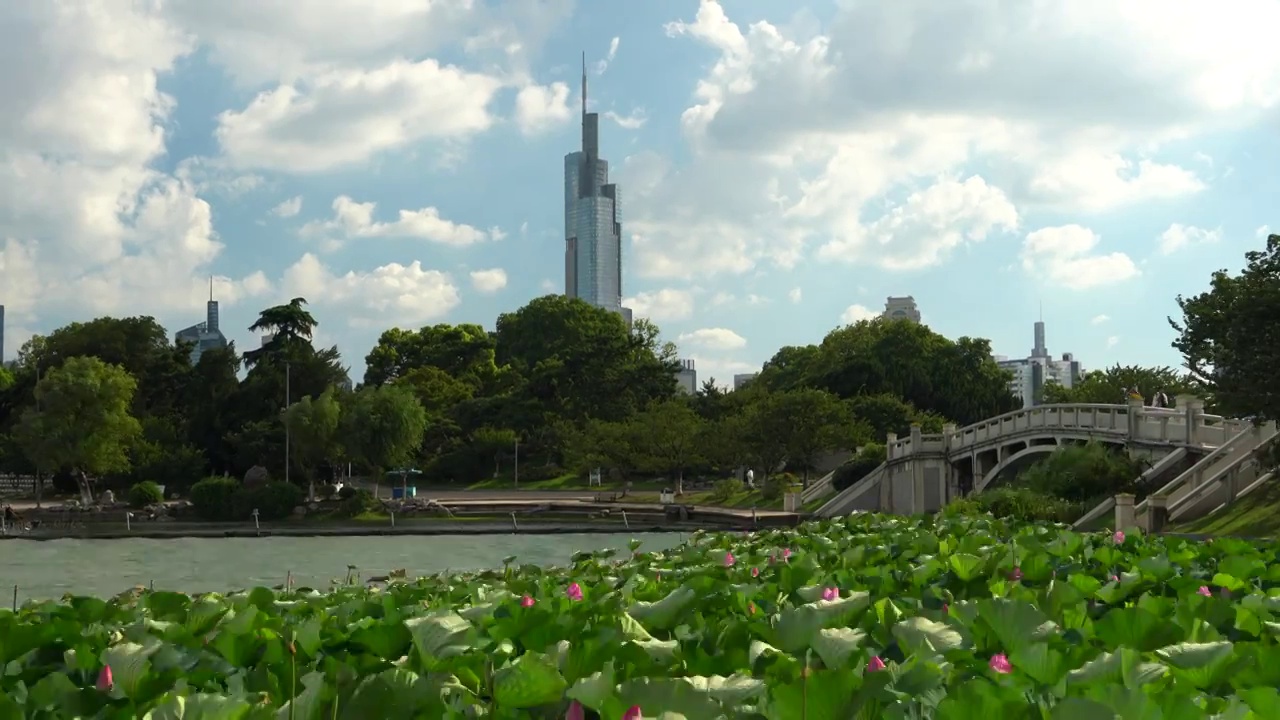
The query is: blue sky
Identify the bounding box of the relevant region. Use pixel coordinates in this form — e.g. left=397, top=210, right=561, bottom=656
left=2, top=0, right=1278, bottom=387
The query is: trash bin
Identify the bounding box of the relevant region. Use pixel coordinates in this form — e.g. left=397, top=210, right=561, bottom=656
left=406, top=486, right=417, bottom=498
left=392, top=487, right=405, bottom=499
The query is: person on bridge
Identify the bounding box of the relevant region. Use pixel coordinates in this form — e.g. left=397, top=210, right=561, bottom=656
left=1152, top=390, right=1170, bottom=408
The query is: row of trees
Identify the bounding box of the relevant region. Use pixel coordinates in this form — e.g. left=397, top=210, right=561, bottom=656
left=2, top=229, right=1272, bottom=497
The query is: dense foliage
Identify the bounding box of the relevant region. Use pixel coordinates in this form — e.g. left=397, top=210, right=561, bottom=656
left=0, top=294, right=1027, bottom=495
left=5, top=516, right=1280, bottom=717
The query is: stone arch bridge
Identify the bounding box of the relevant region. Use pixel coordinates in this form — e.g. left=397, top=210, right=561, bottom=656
left=812, top=397, right=1262, bottom=518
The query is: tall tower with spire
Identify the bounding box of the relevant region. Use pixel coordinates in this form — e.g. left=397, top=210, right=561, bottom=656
left=564, top=51, right=631, bottom=326
left=175, top=277, right=228, bottom=364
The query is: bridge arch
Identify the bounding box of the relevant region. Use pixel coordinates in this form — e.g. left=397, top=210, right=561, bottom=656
left=974, top=438, right=1124, bottom=492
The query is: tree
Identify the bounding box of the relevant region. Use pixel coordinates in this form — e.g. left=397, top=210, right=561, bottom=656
left=244, top=298, right=318, bottom=367
left=13, top=357, right=143, bottom=503
left=628, top=400, right=704, bottom=494
left=0, top=367, right=12, bottom=391
left=471, top=427, right=519, bottom=479
left=364, top=323, right=503, bottom=389
left=1171, top=233, right=1280, bottom=420
left=283, top=388, right=343, bottom=497
left=340, top=385, right=428, bottom=485
left=848, top=393, right=945, bottom=440
left=777, top=389, right=859, bottom=485
left=1042, top=364, right=1198, bottom=405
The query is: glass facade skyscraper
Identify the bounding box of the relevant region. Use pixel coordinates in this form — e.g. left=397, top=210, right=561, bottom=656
left=564, top=59, right=632, bottom=326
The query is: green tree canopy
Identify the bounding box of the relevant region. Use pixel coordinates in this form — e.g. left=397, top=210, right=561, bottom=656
left=1171, top=233, right=1280, bottom=420
left=1042, top=364, right=1198, bottom=406
left=283, top=388, right=343, bottom=492
left=14, top=356, right=143, bottom=503
left=364, top=323, right=502, bottom=389
left=340, top=384, right=428, bottom=475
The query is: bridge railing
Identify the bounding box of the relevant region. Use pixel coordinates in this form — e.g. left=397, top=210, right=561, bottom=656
left=885, top=397, right=1247, bottom=461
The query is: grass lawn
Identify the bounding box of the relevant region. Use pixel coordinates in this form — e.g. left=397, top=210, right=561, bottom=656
left=1169, top=480, right=1280, bottom=537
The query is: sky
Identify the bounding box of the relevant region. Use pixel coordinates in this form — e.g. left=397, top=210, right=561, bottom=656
left=2, top=0, right=1279, bottom=388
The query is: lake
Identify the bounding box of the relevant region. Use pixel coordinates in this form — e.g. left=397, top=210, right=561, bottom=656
left=0, top=532, right=685, bottom=603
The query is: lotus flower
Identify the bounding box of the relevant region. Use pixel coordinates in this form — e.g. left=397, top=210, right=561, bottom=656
left=1113, top=530, right=1125, bottom=544
left=566, top=700, right=585, bottom=720
left=867, top=656, right=886, bottom=672
left=1110, top=575, right=1119, bottom=582
left=521, top=594, right=535, bottom=608
left=751, top=567, right=759, bottom=578
left=96, top=665, right=113, bottom=691
left=942, top=603, right=949, bottom=614
left=1197, top=585, right=1212, bottom=597
left=782, top=548, right=792, bottom=560
left=821, top=587, right=839, bottom=601
left=1009, top=567, right=1023, bottom=581
left=566, top=583, right=583, bottom=601
left=724, top=552, right=736, bottom=567
left=989, top=653, right=1012, bottom=674
left=622, top=707, right=643, bottom=720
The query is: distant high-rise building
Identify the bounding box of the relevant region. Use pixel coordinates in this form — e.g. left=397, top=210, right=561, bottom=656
left=996, top=320, right=1082, bottom=408
left=0, top=304, right=5, bottom=363
left=882, top=296, right=921, bottom=323
left=733, top=373, right=759, bottom=391
left=175, top=278, right=229, bottom=364
left=674, top=359, right=697, bottom=394
left=564, top=53, right=632, bottom=326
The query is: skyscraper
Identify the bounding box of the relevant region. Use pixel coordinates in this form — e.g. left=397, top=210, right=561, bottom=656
left=175, top=278, right=228, bottom=364
left=564, top=53, right=632, bottom=326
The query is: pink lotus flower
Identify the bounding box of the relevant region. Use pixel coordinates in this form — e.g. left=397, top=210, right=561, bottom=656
left=1110, top=575, right=1119, bottom=582
left=867, top=656, right=886, bottom=672
left=97, top=665, right=113, bottom=691
left=1197, top=586, right=1212, bottom=597
left=768, top=553, right=777, bottom=564
left=989, top=653, right=1012, bottom=674
left=751, top=567, right=759, bottom=578
left=622, top=706, right=643, bottom=720
left=566, top=700, right=585, bottom=720
left=1113, top=530, right=1125, bottom=544
left=782, top=548, right=792, bottom=560
left=1009, top=567, right=1023, bottom=581
left=724, top=552, right=736, bottom=567
left=520, top=594, right=535, bottom=608
left=942, top=603, right=949, bottom=614
left=566, top=583, right=583, bottom=601
left=821, top=587, right=839, bottom=601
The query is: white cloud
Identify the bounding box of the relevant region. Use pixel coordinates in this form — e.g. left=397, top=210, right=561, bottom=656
left=282, top=253, right=460, bottom=329
left=0, top=2, right=273, bottom=334
left=1091, top=314, right=1110, bottom=325
left=841, top=304, right=878, bottom=324
left=788, top=287, right=802, bottom=303
left=469, top=268, right=508, bottom=293
left=215, top=60, right=504, bottom=173
left=624, top=289, right=695, bottom=322
left=271, top=196, right=303, bottom=218
left=1257, top=225, right=1273, bottom=239
left=595, top=36, right=621, bottom=75
left=301, top=196, right=497, bottom=247
left=539, top=278, right=558, bottom=293
left=620, top=0, right=1280, bottom=279
left=1157, top=223, right=1222, bottom=255
left=1107, top=336, right=1121, bottom=348
left=678, top=327, right=747, bottom=351
left=604, top=109, right=648, bottom=130
left=1020, top=225, right=1139, bottom=290
left=514, top=82, right=573, bottom=135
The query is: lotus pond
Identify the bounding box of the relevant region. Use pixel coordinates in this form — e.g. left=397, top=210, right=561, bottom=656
left=5, top=514, right=1280, bottom=719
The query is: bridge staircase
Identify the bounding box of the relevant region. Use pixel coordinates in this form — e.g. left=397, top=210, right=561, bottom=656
left=1076, top=419, right=1279, bottom=532
left=814, top=397, right=1258, bottom=519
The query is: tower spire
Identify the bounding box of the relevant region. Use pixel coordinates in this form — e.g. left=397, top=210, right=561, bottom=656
left=581, top=51, right=587, bottom=117
left=209, top=275, right=214, bottom=302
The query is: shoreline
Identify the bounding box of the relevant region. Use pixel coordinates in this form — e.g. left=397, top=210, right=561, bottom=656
left=0, top=517, right=792, bottom=541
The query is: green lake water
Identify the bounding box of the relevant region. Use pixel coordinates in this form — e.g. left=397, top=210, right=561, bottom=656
left=0, top=532, right=684, bottom=603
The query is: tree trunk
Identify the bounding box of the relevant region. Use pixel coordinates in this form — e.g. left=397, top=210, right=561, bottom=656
left=308, top=480, right=315, bottom=502
left=802, top=466, right=810, bottom=489
left=76, top=469, right=94, bottom=505
left=676, top=469, right=684, bottom=496
left=494, top=454, right=501, bottom=478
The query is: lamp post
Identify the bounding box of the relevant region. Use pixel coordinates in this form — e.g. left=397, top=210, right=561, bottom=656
left=284, top=362, right=291, bottom=485
left=513, top=438, right=519, bottom=487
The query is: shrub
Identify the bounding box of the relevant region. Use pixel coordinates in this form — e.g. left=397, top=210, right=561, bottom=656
left=335, top=488, right=379, bottom=518
left=189, top=477, right=241, bottom=521
left=127, top=481, right=164, bottom=508
left=761, top=472, right=799, bottom=501
left=1020, top=441, right=1146, bottom=504
left=710, top=477, right=744, bottom=503
left=516, top=464, right=566, bottom=483
left=945, top=487, right=1083, bottom=524
left=319, top=484, right=339, bottom=500
left=833, top=443, right=888, bottom=491
left=337, top=485, right=357, bottom=500
left=234, top=482, right=305, bottom=522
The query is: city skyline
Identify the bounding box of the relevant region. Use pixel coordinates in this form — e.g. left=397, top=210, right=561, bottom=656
left=1, top=1, right=1276, bottom=386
